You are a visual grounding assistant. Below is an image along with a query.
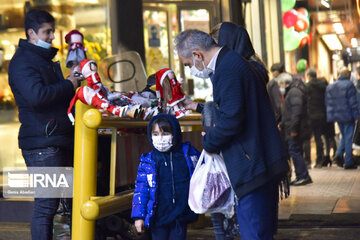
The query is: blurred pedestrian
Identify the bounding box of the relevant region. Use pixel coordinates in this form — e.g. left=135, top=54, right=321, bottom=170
left=268, top=63, right=285, bottom=123
left=305, top=68, right=329, bottom=167
left=325, top=68, right=359, bottom=169
left=278, top=72, right=313, bottom=186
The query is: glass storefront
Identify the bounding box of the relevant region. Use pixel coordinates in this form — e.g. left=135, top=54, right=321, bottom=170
left=0, top=0, right=112, bottom=171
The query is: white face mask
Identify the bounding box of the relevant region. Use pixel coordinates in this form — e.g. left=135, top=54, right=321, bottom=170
left=152, top=135, right=173, bottom=152
left=190, top=55, right=212, bottom=79
left=32, top=30, right=52, bottom=49
left=279, top=87, right=285, bottom=95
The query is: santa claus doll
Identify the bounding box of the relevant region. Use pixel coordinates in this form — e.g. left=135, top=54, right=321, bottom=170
left=65, top=29, right=87, bottom=68
left=79, top=58, right=124, bottom=102
left=155, top=68, right=189, bottom=118
left=67, top=59, right=142, bottom=123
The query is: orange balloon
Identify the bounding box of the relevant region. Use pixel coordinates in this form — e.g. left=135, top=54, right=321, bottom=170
left=295, top=15, right=309, bottom=32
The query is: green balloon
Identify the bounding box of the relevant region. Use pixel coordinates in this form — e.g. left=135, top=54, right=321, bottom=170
left=296, top=59, right=307, bottom=73
left=281, top=0, right=296, bottom=12
left=283, top=27, right=301, bottom=51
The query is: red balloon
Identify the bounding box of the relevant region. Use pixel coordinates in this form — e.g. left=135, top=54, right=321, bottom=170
left=283, top=9, right=298, bottom=28
left=299, top=34, right=310, bottom=48
left=294, top=15, right=309, bottom=32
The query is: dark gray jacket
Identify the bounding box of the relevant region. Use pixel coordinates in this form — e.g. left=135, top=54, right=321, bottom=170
left=281, top=78, right=311, bottom=141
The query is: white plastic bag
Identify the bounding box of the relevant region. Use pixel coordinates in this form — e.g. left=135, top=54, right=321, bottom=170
left=188, top=150, right=234, bottom=218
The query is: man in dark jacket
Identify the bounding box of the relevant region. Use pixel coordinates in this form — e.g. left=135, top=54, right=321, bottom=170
left=268, top=63, right=285, bottom=123
left=176, top=29, right=289, bottom=240
left=325, top=68, right=359, bottom=169
left=306, top=68, right=329, bottom=167
left=8, top=9, right=82, bottom=240
left=279, top=72, right=313, bottom=186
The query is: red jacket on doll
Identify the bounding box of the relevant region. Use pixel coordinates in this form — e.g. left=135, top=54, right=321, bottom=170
left=155, top=68, right=188, bottom=118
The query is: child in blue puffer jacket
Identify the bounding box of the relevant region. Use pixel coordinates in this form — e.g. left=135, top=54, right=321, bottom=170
left=131, top=114, right=200, bottom=240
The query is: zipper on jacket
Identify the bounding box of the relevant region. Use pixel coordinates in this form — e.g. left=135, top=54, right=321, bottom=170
left=170, top=151, right=176, bottom=204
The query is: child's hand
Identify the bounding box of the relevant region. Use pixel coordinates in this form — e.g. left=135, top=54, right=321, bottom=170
left=135, top=219, right=145, bottom=233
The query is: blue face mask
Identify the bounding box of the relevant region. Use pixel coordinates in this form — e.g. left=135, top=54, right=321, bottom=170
left=36, top=39, right=52, bottom=49
left=32, top=30, right=52, bottom=49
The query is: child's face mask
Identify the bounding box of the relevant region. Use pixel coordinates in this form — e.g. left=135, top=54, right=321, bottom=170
left=152, top=135, right=173, bottom=152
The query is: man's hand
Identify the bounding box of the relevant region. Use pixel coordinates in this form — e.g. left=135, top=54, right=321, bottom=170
left=183, top=99, right=198, bottom=111
left=290, top=132, right=298, bottom=137
left=67, top=64, right=85, bottom=90
left=134, top=219, right=145, bottom=233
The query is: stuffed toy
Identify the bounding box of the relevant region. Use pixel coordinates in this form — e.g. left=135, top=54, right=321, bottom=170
left=65, top=30, right=87, bottom=68
left=155, top=68, right=189, bottom=118
left=67, top=59, right=142, bottom=123
left=80, top=59, right=125, bottom=102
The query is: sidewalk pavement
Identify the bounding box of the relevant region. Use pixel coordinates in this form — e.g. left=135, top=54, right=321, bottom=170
left=279, top=165, right=360, bottom=220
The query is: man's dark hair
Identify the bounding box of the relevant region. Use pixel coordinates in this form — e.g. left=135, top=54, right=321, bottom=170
left=270, top=63, right=284, bottom=73
left=24, top=9, right=55, bottom=39
left=306, top=68, right=317, bottom=79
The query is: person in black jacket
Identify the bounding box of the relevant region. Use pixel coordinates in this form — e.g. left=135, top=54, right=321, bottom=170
left=210, top=22, right=269, bottom=85
left=305, top=68, right=331, bottom=167
left=279, top=73, right=313, bottom=186
left=8, top=9, right=83, bottom=240
left=268, top=63, right=285, bottom=123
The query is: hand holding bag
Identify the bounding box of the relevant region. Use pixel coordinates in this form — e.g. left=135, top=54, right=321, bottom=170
left=188, top=150, right=234, bottom=218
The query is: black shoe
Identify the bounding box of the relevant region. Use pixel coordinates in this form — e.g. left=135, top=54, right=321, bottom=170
left=322, top=155, right=332, bottom=167
left=344, top=161, right=358, bottom=169
left=290, top=175, right=313, bottom=186
left=315, top=156, right=324, bottom=168
left=332, top=155, right=344, bottom=167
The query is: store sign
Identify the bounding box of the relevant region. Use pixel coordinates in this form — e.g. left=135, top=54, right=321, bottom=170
left=148, top=24, right=161, bottom=47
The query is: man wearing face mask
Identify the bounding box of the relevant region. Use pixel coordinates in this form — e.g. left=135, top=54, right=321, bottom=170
left=278, top=72, right=313, bottom=185
left=175, top=30, right=289, bottom=240
left=8, top=9, right=83, bottom=240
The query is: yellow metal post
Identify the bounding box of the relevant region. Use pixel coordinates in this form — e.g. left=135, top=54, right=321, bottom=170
left=109, top=128, right=117, bottom=196
left=72, top=102, right=101, bottom=240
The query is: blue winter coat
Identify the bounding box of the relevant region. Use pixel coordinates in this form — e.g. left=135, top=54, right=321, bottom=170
left=325, top=77, right=359, bottom=123
left=131, top=114, right=200, bottom=227
left=8, top=39, right=75, bottom=150
left=202, top=47, right=288, bottom=200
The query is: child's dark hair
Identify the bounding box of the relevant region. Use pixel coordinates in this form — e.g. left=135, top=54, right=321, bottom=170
left=25, top=9, right=55, bottom=39
left=151, top=117, right=172, bottom=133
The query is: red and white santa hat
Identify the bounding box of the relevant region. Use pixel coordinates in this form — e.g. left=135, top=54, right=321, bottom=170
left=65, top=29, right=84, bottom=44
left=156, top=68, right=173, bottom=86
left=155, top=68, right=173, bottom=97
left=80, top=59, right=95, bottom=76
